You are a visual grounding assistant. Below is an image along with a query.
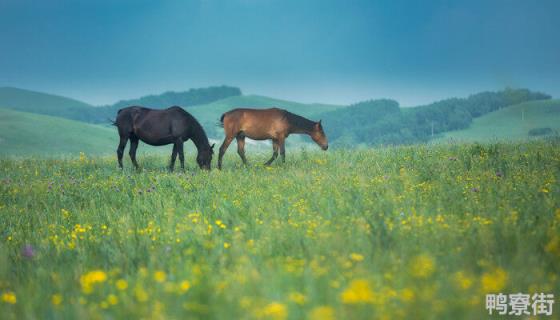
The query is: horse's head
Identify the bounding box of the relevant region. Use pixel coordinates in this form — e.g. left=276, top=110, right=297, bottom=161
left=197, top=144, right=215, bottom=170
left=311, top=120, right=328, bottom=150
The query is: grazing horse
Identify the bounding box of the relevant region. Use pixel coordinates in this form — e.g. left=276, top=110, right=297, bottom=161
left=113, top=106, right=214, bottom=170
left=217, top=108, right=328, bottom=169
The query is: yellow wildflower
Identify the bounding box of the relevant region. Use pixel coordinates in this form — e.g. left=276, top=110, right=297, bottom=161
left=179, top=280, right=191, bottom=293
left=410, top=254, right=435, bottom=278
left=107, top=294, right=118, bottom=305
left=288, top=291, right=306, bottom=305
left=350, top=253, right=364, bottom=262
left=80, top=270, right=107, bottom=294
left=116, top=279, right=128, bottom=290
left=453, top=271, right=473, bottom=290
left=261, top=302, right=287, bottom=320
left=481, top=268, right=508, bottom=292
left=309, top=306, right=335, bottom=320
left=401, top=288, right=415, bottom=302
left=134, top=286, right=149, bottom=302
left=154, top=270, right=166, bottom=283
left=2, top=291, right=16, bottom=304
left=340, top=279, right=375, bottom=304
left=51, top=294, right=63, bottom=306
left=545, top=235, right=560, bottom=256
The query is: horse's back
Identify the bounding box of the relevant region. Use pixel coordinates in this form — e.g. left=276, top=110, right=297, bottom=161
left=222, top=107, right=286, bottom=122
left=221, top=107, right=289, bottom=139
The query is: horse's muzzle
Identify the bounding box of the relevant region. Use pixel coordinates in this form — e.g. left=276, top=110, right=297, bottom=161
left=322, top=145, right=329, bottom=151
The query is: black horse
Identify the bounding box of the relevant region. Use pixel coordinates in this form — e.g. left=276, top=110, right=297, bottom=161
left=113, top=106, right=214, bottom=170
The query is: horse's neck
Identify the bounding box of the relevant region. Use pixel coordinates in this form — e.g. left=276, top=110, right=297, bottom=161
left=289, top=126, right=312, bottom=135
left=287, top=113, right=315, bottom=135
left=191, top=128, right=210, bottom=151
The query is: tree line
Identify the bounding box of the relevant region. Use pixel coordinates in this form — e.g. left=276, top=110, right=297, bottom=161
left=85, top=86, right=242, bottom=122
left=317, top=88, right=551, bottom=146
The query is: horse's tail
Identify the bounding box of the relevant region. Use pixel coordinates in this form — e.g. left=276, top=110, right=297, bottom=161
left=217, top=113, right=225, bottom=128
left=109, top=108, right=125, bottom=126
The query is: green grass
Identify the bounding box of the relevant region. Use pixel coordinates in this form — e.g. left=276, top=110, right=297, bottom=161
left=438, top=99, right=560, bottom=142
left=0, top=87, right=96, bottom=122
left=0, top=142, right=558, bottom=319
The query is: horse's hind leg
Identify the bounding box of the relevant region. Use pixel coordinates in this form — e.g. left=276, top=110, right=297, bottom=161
left=264, top=139, right=279, bottom=166
left=236, top=135, right=248, bottom=165
left=218, top=135, right=234, bottom=170
left=177, top=142, right=185, bottom=170
left=169, top=143, right=178, bottom=172
left=117, top=136, right=128, bottom=169
left=129, top=136, right=140, bottom=170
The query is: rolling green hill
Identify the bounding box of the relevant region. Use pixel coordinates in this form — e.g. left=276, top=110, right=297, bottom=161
left=0, top=108, right=117, bottom=156
left=438, top=99, right=560, bottom=142
left=0, top=87, right=98, bottom=122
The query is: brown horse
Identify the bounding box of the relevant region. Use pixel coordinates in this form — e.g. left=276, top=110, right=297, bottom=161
left=113, top=106, right=214, bottom=170
left=217, top=108, right=328, bottom=169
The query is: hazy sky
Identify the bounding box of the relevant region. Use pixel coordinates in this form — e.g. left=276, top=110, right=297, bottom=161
left=1, top=0, right=559, bottom=106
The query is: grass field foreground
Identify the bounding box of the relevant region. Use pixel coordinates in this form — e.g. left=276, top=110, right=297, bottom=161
left=0, top=142, right=559, bottom=319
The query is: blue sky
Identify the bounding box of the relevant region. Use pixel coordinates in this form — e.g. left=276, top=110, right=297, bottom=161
left=0, top=0, right=558, bottom=106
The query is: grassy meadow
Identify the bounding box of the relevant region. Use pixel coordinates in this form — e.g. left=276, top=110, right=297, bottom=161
left=0, top=141, right=559, bottom=319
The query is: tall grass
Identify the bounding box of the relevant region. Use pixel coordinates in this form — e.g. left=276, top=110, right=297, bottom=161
left=0, top=142, right=558, bottom=319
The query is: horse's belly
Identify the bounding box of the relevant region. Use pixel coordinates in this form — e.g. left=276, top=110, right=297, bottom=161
left=243, top=133, right=270, bottom=140
left=136, top=132, right=175, bottom=146
left=241, top=126, right=277, bottom=140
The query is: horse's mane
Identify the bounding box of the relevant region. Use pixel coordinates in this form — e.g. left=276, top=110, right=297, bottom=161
left=172, top=106, right=211, bottom=149
left=282, top=110, right=316, bottom=132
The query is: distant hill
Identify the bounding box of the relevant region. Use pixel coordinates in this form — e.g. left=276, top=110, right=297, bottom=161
left=317, top=88, right=551, bottom=146
left=0, top=87, right=97, bottom=122
left=438, top=99, right=560, bottom=142
left=0, top=86, right=245, bottom=123
left=0, top=108, right=117, bottom=155
left=95, top=86, right=243, bottom=122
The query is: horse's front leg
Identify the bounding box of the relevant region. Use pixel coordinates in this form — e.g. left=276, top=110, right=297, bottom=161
left=218, top=135, right=234, bottom=170
left=169, top=143, right=178, bottom=172
left=279, top=137, right=286, bottom=163
left=264, top=139, right=279, bottom=165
